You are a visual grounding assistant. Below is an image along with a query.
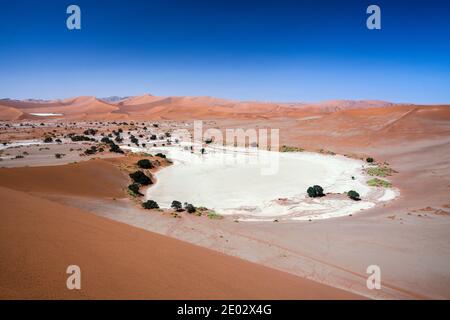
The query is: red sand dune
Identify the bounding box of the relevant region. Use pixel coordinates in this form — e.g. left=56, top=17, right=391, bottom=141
left=0, top=96, right=119, bottom=120
left=118, top=93, right=166, bottom=105
left=0, top=105, right=23, bottom=121
left=0, top=159, right=127, bottom=198
left=1, top=94, right=448, bottom=123
left=0, top=159, right=361, bottom=299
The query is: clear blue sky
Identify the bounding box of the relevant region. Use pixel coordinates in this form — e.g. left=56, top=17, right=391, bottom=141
left=1, top=0, right=449, bottom=103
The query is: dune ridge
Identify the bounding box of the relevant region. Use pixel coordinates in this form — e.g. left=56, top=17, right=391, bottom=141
left=2, top=94, right=446, bottom=121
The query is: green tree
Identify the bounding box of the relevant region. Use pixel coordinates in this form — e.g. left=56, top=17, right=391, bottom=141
left=171, top=200, right=183, bottom=211
left=184, top=203, right=196, bottom=214
left=307, top=185, right=324, bottom=198
left=347, top=190, right=360, bottom=201
left=142, top=200, right=159, bottom=209
left=129, top=171, right=152, bottom=185
left=137, top=159, right=153, bottom=169
left=128, top=183, right=143, bottom=196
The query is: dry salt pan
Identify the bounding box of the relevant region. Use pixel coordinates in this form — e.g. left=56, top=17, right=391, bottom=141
left=122, top=144, right=398, bottom=221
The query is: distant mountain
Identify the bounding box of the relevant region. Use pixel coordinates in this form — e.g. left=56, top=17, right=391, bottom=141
left=99, top=96, right=131, bottom=103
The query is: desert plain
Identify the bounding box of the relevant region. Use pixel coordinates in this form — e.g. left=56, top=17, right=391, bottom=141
left=0, top=94, right=449, bottom=299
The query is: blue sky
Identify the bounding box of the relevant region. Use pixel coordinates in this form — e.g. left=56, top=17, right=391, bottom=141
left=0, top=0, right=449, bottom=103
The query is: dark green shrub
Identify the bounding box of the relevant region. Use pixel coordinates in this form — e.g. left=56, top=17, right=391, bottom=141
left=347, top=190, right=361, bottom=201
left=366, top=157, right=374, bottom=163
left=155, top=153, right=166, bottom=159
left=84, top=148, right=96, bottom=155
left=43, top=137, right=53, bottom=143
left=83, top=128, right=97, bottom=136
left=130, top=136, right=139, bottom=145
left=128, top=183, right=143, bottom=196
left=70, top=135, right=92, bottom=142
left=184, top=203, right=196, bottom=214
left=101, top=137, right=112, bottom=144
left=142, top=200, right=159, bottom=209
left=109, top=143, right=124, bottom=154
left=307, top=185, right=325, bottom=198
left=129, top=171, right=152, bottom=185
left=137, top=159, right=153, bottom=169
left=171, top=200, right=182, bottom=211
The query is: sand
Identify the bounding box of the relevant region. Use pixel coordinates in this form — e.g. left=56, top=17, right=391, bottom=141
left=0, top=179, right=360, bottom=299
left=0, top=159, right=127, bottom=198
left=1, top=95, right=449, bottom=299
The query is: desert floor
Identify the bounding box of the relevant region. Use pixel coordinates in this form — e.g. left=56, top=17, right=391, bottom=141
left=0, top=96, right=449, bottom=299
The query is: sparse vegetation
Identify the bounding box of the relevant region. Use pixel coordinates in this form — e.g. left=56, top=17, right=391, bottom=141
left=318, top=149, right=336, bottom=155
left=347, top=190, right=361, bottom=201
left=365, top=166, right=396, bottom=177
left=84, top=146, right=98, bottom=155
left=171, top=200, right=183, bottom=211
left=130, top=135, right=139, bottom=145
left=142, top=200, right=159, bottom=209
left=54, top=153, right=65, bottom=159
left=280, top=145, right=304, bottom=152
left=367, top=178, right=392, bottom=188
left=307, top=185, right=324, bottom=198
left=83, top=128, right=98, bottom=136
left=184, top=203, right=196, bottom=214
left=129, top=171, right=152, bottom=185
left=137, top=159, right=153, bottom=169
left=101, top=137, right=113, bottom=144
left=109, top=142, right=124, bottom=154
left=128, top=183, right=143, bottom=196
left=70, top=135, right=94, bottom=142
left=207, top=211, right=223, bottom=220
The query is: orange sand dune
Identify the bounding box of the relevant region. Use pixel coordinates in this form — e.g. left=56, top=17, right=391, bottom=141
left=0, top=159, right=127, bottom=198
left=0, top=165, right=361, bottom=299
left=1, top=94, right=448, bottom=122
left=0, top=105, right=23, bottom=121
left=116, top=95, right=237, bottom=119
left=0, top=96, right=119, bottom=119
left=0, top=98, right=64, bottom=110
left=268, top=104, right=450, bottom=152
left=30, top=96, right=118, bottom=116
left=119, top=93, right=166, bottom=106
